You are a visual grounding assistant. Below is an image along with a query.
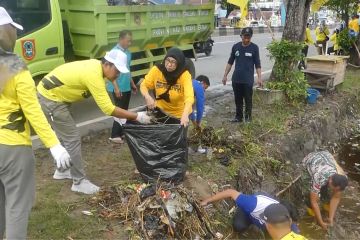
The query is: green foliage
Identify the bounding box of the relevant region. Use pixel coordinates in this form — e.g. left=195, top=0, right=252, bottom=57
left=267, top=40, right=309, bottom=104
left=337, top=28, right=357, bottom=54
left=325, top=0, right=359, bottom=22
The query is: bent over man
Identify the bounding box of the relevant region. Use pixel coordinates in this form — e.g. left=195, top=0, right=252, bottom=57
left=37, top=49, right=151, bottom=195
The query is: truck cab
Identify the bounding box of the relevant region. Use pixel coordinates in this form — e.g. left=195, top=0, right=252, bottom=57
left=3, top=0, right=64, bottom=79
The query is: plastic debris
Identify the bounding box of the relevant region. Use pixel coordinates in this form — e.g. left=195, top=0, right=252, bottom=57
left=81, top=210, right=94, bottom=216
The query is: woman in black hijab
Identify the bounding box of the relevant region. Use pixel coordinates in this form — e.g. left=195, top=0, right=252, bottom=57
left=140, top=47, right=194, bottom=125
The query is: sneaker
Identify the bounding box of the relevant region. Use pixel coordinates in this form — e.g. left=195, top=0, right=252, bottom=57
left=109, top=137, right=124, bottom=144
left=229, top=118, right=242, bottom=123
left=71, top=179, right=100, bottom=194
left=53, top=169, right=72, bottom=180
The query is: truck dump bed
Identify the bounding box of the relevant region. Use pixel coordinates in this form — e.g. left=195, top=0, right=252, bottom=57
left=60, top=0, right=214, bottom=77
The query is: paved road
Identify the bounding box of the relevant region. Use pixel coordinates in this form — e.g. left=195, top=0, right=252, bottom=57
left=32, top=31, right=323, bottom=148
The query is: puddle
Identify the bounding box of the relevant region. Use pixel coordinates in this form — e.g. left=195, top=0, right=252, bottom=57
left=298, top=135, right=360, bottom=239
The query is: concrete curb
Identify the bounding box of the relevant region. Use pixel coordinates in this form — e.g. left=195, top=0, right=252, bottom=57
left=212, top=26, right=284, bottom=37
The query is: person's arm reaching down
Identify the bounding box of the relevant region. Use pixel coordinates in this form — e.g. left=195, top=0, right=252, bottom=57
left=140, top=67, right=157, bottom=109
left=310, top=192, right=328, bottom=230
left=16, top=71, right=71, bottom=169
left=223, top=45, right=236, bottom=85
left=254, top=45, right=263, bottom=87
left=181, top=72, right=194, bottom=126
left=328, top=191, right=341, bottom=225
left=201, top=189, right=240, bottom=206
left=195, top=83, right=205, bottom=125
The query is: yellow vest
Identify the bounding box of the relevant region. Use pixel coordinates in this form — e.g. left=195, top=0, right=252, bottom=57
left=140, top=66, right=194, bottom=118
left=0, top=70, right=59, bottom=147
left=37, top=59, right=115, bottom=115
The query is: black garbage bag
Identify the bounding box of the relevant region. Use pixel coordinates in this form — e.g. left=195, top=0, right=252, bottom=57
left=123, top=124, right=188, bottom=183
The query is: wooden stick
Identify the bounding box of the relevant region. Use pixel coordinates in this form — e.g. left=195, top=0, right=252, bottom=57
left=253, top=0, right=276, bottom=41
left=275, top=174, right=302, bottom=197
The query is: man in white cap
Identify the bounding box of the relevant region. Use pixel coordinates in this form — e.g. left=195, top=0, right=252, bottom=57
left=37, top=48, right=151, bottom=194
left=0, top=7, right=71, bottom=239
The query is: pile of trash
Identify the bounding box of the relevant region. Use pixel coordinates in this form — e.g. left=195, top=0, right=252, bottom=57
left=89, top=183, right=224, bottom=239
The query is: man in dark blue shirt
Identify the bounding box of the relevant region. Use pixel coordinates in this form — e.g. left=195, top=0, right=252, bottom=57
left=222, top=27, right=262, bottom=123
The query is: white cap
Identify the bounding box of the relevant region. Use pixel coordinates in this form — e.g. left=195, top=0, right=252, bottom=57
left=0, top=7, right=23, bottom=30
left=104, top=49, right=129, bottom=73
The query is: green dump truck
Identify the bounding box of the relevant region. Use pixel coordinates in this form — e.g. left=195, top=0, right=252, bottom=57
left=2, top=0, right=214, bottom=80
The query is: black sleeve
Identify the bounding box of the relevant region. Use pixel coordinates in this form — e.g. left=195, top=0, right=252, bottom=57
left=228, top=44, right=236, bottom=65
left=254, top=44, right=261, bottom=69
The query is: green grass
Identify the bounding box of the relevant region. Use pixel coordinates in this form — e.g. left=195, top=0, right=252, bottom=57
left=28, top=183, right=104, bottom=239
left=338, top=69, right=360, bottom=93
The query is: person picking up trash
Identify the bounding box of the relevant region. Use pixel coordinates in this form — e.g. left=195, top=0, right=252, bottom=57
left=262, top=203, right=307, bottom=240
left=0, top=7, right=71, bottom=239
left=37, top=49, right=151, bottom=195
left=190, top=75, right=210, bottom=130
left=140, top=47, right=194, bottom=126
left=222, top=27, right=263, bottom=123
left=302, top=150, right=348, bottom=230
left=200, top=189, right=300, bottom=235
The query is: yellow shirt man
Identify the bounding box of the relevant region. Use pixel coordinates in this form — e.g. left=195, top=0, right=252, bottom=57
left=140, top=66, right=194, bottom=118
left=330, top=32, right=339, bottom=51
left=281, top=231, right=307, bottom=240
left=305, top=27, right=314, bottom=46
left=0, top=70, right=59, bottom=147
left=315, top=26, right=330, bottom=42
left=349, top=18, right=359, bottom=33
left=37, top=59, right=116, bottom=115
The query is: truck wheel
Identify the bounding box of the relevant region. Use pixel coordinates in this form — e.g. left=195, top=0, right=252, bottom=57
left=204, top=48, right=212, bottom=56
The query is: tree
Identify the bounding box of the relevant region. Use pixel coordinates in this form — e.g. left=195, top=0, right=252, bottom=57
left=281, top=0, right=312, bottom=42
left=270, top=0, right=312, bottom=81
left=325, top=0, right=359, bottom=25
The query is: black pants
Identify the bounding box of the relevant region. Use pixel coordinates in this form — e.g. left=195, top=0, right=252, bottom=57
left=327, top=46, right=338, bottom=55
left=299, top=45, right=309, bottom=69
left=233, top=207, right=252, bottom=233
left=111, top=91, right=131, bottom=138
left=232, top=82, right=253, bottom=121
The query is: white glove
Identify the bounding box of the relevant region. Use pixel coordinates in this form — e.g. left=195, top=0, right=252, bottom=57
left=50, top=144, right=72, bottom=170
left=136, top=111, right=151, bottom=124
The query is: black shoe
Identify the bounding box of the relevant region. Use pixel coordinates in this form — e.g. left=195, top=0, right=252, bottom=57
left=229, top=118, right=242, bottom=123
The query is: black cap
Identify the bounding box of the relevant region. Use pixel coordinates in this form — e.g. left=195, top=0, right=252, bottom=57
left=261, top=203, right=291, bottom=224
left=241, top=27, right=253, bottom=37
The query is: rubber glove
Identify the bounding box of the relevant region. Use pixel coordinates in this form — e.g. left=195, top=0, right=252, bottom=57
left=136, top=111, right=151, bottom=124
left=50, top=144, right=72, bottom=169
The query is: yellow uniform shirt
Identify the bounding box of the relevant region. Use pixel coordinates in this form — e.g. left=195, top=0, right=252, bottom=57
left=37, top=59, right=115, bottom=115
left=140, top=66, right=194, bottom=118
left=305, top=28, right=314, bottom=45
left=330, top=33, right=339, bottom=51
left=315, top=27, right=330, bottom=42
left=349, top=19, right=359, bottom=33
left=281, top=231, right=307, bottom=240
left=0, top=70, right=59, bottom=147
